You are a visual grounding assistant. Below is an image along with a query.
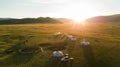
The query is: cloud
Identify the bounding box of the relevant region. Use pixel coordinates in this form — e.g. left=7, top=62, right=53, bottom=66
left=28, top=0, right=68, bottom=4
left=19, top=0, right=69, bottom=7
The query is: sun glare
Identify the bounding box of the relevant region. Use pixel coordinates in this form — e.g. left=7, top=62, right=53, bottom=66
left=57, top=3, right=99, bottom=23
left=73, top=19, right=85, bottom=24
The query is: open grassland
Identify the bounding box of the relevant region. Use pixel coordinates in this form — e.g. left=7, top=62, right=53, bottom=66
left=0, top=23, right=120, bottom=67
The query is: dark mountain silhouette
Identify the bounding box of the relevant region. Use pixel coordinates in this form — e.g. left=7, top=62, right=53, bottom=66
left=1, top=14, right=120, bottom=24
left=54, top=18, right=74, bottom=23
left=86, top=14, right=120, bottom=23
left=0, top=17, right=63, bottom=24
left=0, top=18, right=14, bottom=21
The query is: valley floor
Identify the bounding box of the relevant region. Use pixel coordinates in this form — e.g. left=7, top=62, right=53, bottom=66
left=0, top=23, right=120, bottom=67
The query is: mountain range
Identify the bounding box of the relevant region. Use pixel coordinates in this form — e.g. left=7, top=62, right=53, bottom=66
left=0, top=14, right=120, bottom=24
left=86, top=14, right=120, bottom=23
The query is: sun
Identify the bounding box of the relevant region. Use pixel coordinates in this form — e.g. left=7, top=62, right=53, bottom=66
left=73, top=19, right=85, bottom=24
left=56, top=3, right=99, bottom=23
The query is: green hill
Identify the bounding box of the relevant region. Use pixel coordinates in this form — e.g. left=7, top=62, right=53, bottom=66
left=0, top=17, right=63, bottom=24
left=86, top=14, right=120, bottom=23
left=0, top=18, right=13, bottom=21
left=54, top=18, right=74, bottom=23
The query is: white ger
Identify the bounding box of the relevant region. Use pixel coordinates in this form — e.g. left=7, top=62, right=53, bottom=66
left=53, top=50, right=64, bottom=57
left=54, top=32, right=62, bottom=35
left=66, top=34, right=76, bottom=41
left=81, top=41, right=90, bottom=46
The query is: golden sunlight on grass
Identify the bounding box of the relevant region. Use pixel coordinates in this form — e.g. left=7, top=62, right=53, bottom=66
left=0, top=23, right=120, bottom=67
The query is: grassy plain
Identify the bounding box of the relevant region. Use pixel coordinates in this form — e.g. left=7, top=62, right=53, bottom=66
left=0, top=23, right=120, bottom=67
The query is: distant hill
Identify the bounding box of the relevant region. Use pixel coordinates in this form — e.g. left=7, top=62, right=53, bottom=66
left=0, top=18, right=14, bottom=21
left=0, top=17, right=63, bottom=24
left=86, top=14, right=120, bottom=23
left=54, top=18, right=74, bottom=23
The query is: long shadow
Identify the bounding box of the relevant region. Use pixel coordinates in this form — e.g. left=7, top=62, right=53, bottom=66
left=44, top=57, right=61, bottom=67
left=45, top=57, right=74, bottom=67
left=67, top=41, right=76, bottom=56
left=82, top=45, right=97, bottom=67
left=1, top=52, right=35, bottom=66
left=0, top=40, right=37, bottom=66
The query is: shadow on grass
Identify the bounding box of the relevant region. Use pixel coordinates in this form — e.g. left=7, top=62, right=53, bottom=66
left=67, top=41, right=76, bottom=56
left=44, top=57, right=60, bottom=67
left=44, top=57, right=74, bottom=67
left=0, top=40, right=37, bottom=66
left=46, top=42, right=67, bottom=51
left=0, top=53, right=35, bottom=66
left=82, top=45, right=97, bottom=67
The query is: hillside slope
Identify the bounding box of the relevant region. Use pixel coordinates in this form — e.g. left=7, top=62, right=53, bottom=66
left=0, top=17, right=62, bottom=24
left=86, top=14, right=120, bottom=23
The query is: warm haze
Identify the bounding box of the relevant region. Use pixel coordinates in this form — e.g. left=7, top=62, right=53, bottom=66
left=0, top=0, right=120, bottom=22
left=0, top=0, right=120, bottom=67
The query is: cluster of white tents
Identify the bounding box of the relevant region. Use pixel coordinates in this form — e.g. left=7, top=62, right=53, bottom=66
left=54, top=32, right=77, bottom=41
left=53, top=32, right=90, bottom=56
left=54, top=32, right=90, bottom=45
left=66, top=34, right=76, bottom=41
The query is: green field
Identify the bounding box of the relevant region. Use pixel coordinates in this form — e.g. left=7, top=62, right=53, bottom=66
left=0, top=23, right=120, bottom=67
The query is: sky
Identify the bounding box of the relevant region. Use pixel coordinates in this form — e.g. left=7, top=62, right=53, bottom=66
left=0, top=0, right=120, bottom=21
